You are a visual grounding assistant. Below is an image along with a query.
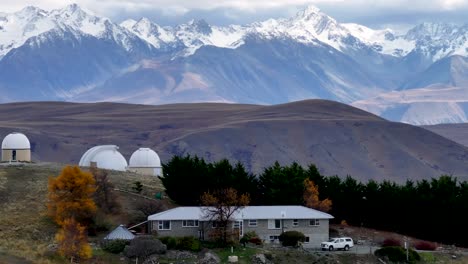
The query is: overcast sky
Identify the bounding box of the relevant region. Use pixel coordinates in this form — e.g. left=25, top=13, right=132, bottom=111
left=1, top=0, right=468, bottom=29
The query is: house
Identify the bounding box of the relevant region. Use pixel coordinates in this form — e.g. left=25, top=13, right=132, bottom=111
left=147, top=205, right=333, bottom=248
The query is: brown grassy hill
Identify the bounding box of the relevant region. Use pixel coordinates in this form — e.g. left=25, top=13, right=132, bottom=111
left=0, top=100, right=467, bottom=182
left=0, top=163, right=164, bottom=263
left=423, top=124, right=468, bottom=148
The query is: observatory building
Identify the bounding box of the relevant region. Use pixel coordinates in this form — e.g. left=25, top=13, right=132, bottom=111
left=127, top=148, right=163, bottom=176
left=1, top=132, right=31, bottom=162
left=79, top=145, right=128, bottom=171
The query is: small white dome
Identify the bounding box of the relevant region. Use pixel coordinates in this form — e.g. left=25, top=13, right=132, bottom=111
left=129, top=148, right=161, bottom=168
left=79, top=145, right=128, bottom=171
left=2, top=132, right=31, bottom=149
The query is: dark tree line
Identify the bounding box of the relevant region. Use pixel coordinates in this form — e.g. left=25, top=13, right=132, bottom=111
left=160, top=155, right=468, bottom=246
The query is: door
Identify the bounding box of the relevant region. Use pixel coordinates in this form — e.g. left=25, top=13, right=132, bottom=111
left=239, top=220, right=243, bottom=237
left=338, top=238, right=345, bottom=248
left=233, top=220, right=243, bottom=238
left=12, top=150, right=16, bottom=161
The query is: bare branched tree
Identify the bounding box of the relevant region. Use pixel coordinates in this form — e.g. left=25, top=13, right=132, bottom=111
left=201, top=188, right=250, bottom=245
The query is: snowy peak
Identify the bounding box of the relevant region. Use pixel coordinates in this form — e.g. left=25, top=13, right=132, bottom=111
left=121, top=17, right=175, bottom=48
left=405, top=22, right=460, bottom=40
left=292, top=5, right=337, bottom=31
left=120, top=19, right=137, bottom=29
left=404, top=23, right=468, bottom=61
left=15, top=6, right=47, bottom=18
left=49, top=4, right=109, bottom=37
left=185, top=19, right=212, bottom=35
left=343, top=23, right=414, bottom=56
left=0, top=6, right=56, bottom=57
left=0, top=4, right=154, bottom=57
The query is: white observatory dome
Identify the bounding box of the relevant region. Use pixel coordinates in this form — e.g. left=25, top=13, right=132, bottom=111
left=129, top=148, right=161, bottom=168
left=79, top=145, right=128, bottom=171
left=2, top=132, right=31, bottom=149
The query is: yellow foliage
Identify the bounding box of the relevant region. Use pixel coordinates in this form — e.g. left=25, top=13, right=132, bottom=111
left=303, top=178, right=332, bottom=212
left=47, top=166, right=96, bottom=225
left=341, top=220, right=348, bottom=226
left=201, top=188, right=250, bottom=207
left=56, top=218, right=92, bottom=261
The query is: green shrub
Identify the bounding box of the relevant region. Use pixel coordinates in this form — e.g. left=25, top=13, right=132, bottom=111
left=240, top=236, right=249, bottom=245
left=375, top=246, right=420, bottom=263
left=102, top=239, right=129, bottom=254
left=159, top=236, right=201, bottom=252
left=278, top=231, right=305, bottom=247
left=241, top=231, right=262, bottom=246
left=243, top=231, right=258, bottom=240
left=176, top=236, right=202, bottom=252
left=159, top=236, right=177, bottom=249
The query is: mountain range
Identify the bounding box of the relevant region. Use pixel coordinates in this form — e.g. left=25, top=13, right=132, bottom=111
left=0, top=100, right=467, bottom=182
left=0, top=4, right=468, bottom=125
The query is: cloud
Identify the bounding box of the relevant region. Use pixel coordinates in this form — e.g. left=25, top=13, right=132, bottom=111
left=1, top=0, right=467, bottom=28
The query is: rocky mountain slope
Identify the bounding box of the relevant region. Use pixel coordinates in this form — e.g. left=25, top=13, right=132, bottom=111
left=1, top=4, right=468, bottom=124
left=0, top=100, right=467, bottom=182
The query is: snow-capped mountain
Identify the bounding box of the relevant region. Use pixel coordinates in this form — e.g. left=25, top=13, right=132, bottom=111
left=405, top=23, right=468, bottom=61
left=120, top=5, right=411, bottom=57
left=0, top=6, right=54, bottom=57
left=0, top=4, right=153, bottom=58
left=0, top=3, right=467, bottom=125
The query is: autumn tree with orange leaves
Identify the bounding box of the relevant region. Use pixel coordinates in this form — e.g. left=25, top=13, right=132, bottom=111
left=201, top=188, right=250, bottom=245
left=303, top=178, right=332, bottom=212
left=48, top=166, right=97, bottom=226
left=56, top=218, right=93, bottom=262
left=48, top=166, right=96, bottom=261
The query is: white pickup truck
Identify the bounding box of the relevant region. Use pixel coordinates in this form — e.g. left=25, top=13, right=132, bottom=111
left=321, top=237, right=354, bottom=251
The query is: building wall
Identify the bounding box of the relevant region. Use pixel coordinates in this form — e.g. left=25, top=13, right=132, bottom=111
left=243, top=219, right=329, bottom=248
left=150, top=220, right=200, bottom=238
left=128, top=167, right=162, bottom=176
left=150, top=218, right=329, bottom=248
left=1, top=149, right=31, bottom=162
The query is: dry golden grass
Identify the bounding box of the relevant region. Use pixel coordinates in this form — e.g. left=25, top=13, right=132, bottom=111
left=0, top=163, right=165, bottom=263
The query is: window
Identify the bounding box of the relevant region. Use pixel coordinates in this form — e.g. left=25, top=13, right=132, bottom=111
left=248, top=219, right=257, bottom=227
left=304, top=236, right=310, bottom=243
left=275, top=219, right=281, bottom=229
left=182, top=220, right=199, bottom=227
left=268, top=219, right=282, bottom=229
left=292, top=219, right=299, bottom=226
left=309, top=219, right=320, bottom=226
left=158, top=220, right=171, bottom=230
left=212, top=221, right=221, bottom=228
left=269, top=235, right=280, bottom=242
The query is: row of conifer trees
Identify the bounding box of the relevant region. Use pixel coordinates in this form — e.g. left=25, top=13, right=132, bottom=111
left=160, top=155, right=468, bottom=247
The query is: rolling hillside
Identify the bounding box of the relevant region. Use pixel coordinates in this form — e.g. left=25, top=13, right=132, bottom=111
left=423, top=124, right=468, bottom=148
left=0, top=100, right=467, bottom=182
left=0, top=163, right=164, bottom=263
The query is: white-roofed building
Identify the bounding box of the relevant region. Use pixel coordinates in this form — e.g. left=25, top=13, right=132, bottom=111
left=104, top=225, right=135, bottom=240
left=148, top=206, right=333, bottom=248
left=127, top=148, right=162, bottom=176
left=79, top=145, right=128, bottom=171
left=1, top=132, right=31, bottom=162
